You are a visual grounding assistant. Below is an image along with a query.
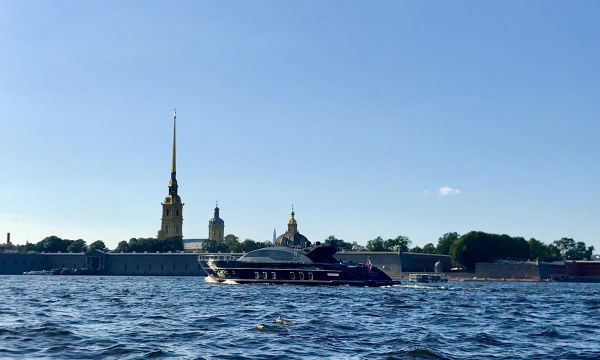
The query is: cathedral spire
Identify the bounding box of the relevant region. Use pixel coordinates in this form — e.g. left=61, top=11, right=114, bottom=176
left=172, top=109, right=177, bottom=175
left=168, top=109, right=178, bottom=196
left=158, top=109, right=183, bottom=240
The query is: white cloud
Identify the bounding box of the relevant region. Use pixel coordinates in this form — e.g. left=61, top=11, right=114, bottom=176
left=439, top=186, right=461, bottom=197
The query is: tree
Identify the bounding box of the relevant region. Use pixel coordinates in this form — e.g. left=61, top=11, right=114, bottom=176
left=553, top=238, right=594, bottom=260
left=410, top=246, right=423, bottom=253
left=450, top=231, right=531, bottom=271
left=323, top=235, right=353, bottom=251
left=67, top=239, right=87, bottom=253
left=87, top=240, right=107, bottom=252
left=162, top=236, right=184, bottom=252
left=201, top=239, right=229, bottom=253
left=528, top=238, right=561, bottom=262
left=224, top=234, right=239, bottom=246
left=36, top=236, right=70, bottom=253
left=351, top=242, right=365, bottom=251
left=384, top=236, right=411, bottom=252
left=366, top=236, right=386, bottom=251
left=239, top=239, right=269, bottom=253
left=422, top=243, right=436, bottom=254
left=436, top=232, right=459, bottom=255
left=114, top=241, right=130, bottom=253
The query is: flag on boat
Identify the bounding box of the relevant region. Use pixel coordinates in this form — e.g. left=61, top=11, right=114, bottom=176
left=366, top=257, right=372, bottom=272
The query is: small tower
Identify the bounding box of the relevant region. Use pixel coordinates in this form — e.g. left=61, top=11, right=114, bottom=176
left=208, top=202, right=225, bottom=241
left=158, top=110, right=184, bottom=240
left=287, top=205, right=298, bottom=233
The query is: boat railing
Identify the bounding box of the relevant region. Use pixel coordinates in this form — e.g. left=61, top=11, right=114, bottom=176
left=198, top=254, right=242, bottom=262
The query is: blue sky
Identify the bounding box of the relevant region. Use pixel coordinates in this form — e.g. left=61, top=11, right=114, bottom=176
left=1, top=1, right=599, bottom=250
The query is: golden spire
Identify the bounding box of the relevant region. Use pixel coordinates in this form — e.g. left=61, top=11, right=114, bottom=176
left=288, top=204, right=297, bottom=225
left=171, top=109, right=177, bottom=174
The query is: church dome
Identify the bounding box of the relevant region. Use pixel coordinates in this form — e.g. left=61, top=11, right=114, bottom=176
left=275, top=207, right=311, bottom=248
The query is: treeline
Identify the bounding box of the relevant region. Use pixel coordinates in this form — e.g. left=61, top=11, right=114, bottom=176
left=326, top=232, right=595, bottom=271
left=201, top=235, right=271, bottom=253
left=0, top=235, right=183, bottom=253
left=0, top=236, right=108, bottom=253
left=114, top=237, right=183, bottom=253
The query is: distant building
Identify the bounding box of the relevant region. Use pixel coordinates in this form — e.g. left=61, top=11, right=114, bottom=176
left=158, top=111, right=184, bottom=240
left=182, top=239, right=205, bottom=252
left=275, top=207, right=311, bottom=248
left=182, top=205, right=226, bottom=252
left=208, top=203, right=224, bottom=242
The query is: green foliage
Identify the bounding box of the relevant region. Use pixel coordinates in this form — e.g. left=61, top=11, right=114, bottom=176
left=366, top=236, right=385, bottom=251
left=450, top=231, right=531, bottom=271
left=67, top=239, right=87, bottom=253
left=114, top=236, right=183, bottom=253
left=366, top=236, right=411, bottom=252
left=436, top=232, right=459, bottom=255
left=422, top=243, right=436, bottom=254
left=410, top=246, right=423, bottom=253
left=87, top=240, right=108, bottom=252
left=224, top=234, right=240, bottom=247
left=323, top=235, right=354, bottom=251
left=114, top=241, right=130, bottom=253
left=201, top=236, right=270, bottom=253
left=201, top=239, right=229, bottom=253
left=528, top=238, right=561, bottom=262
left=385, top=236, right=411, bottom=252
left=553, top=237, right=594, bottom=260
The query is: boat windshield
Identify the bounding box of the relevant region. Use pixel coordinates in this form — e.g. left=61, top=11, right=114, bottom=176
left=239, top=247, right=313, bottom=264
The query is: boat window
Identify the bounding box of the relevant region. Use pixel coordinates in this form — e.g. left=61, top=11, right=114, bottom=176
left=299, top=272, right=304, bottom=280
left=308, top=272, right=313, bottom=280
left=254, top=272, right=259, bottom=279
left=290, top=272, right=295, bottom=280
left=262, top=272, right=268, bottom=279
left=271, top=272, right=276, bottom=280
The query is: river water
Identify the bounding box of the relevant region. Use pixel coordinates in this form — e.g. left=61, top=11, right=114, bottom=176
left=0, top=276, right=599, bottom=359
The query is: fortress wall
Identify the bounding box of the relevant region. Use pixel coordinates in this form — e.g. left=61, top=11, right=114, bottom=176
left=44, top=253, right=86, bottom=270
left=105, top=253, right=205, bottom=276
left=0, top=253, right=45, bottom=274
left=475, top=262, right=541, bottom=280
left=400, top=253, right=452, bottom=272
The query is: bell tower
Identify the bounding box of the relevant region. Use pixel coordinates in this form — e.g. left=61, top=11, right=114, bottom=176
left=158, top=110, right=184, bottom=240
left=208, top=202, right=225, bottom=241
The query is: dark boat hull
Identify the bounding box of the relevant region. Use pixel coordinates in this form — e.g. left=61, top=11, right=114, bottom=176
left=199, top=259, right=399, bottom=287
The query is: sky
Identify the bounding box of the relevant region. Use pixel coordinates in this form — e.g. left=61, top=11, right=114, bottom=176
left=1, top=1, right=599, bottom=250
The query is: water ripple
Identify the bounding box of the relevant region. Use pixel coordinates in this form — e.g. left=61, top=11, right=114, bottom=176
left=1, top=276, right=599, bottom=359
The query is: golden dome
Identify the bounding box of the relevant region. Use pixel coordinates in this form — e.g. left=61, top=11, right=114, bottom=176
left=288, top=211, right=297, bottom=225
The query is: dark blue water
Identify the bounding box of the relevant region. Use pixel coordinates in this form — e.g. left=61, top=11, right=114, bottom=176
left=1, top=276, right=599, bottom=359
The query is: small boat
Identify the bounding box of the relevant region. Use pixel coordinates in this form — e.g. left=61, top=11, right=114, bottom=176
left=199, top=243, right=400, bottom=286
left=408, top=273, right=448, bottom=284
left=23, top=269, right=59, bottom=275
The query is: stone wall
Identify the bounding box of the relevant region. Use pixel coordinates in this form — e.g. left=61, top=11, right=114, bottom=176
left=400, top=252, right=452, bottom=273
left=105, top=253, right=204, bottom=276
left=0, top=253, right=45, bottom=274
left=475, top=262, right=541, bottom=280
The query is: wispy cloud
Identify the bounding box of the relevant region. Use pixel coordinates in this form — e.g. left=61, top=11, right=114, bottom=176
left=439, top=186, right=461, bottom=197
